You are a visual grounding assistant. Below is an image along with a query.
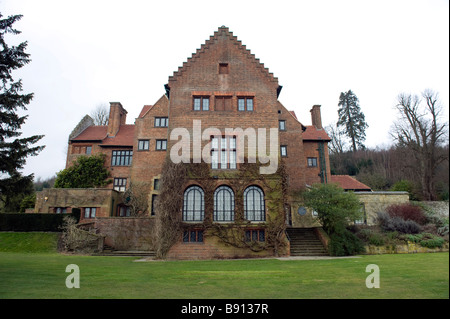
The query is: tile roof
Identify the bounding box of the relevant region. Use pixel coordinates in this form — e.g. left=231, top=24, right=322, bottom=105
left=139, top=105, right=153, bottom=118
left=302, top=125, right=331, bottom=141
left=329, top=175, right=372, bottom=191
left=71, top=126, right=107, bottom=141
left=71, top=125, right=134, bottom=146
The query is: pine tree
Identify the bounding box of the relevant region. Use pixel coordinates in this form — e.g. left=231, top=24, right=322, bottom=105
left=337, top=90, right=368, bottom=152
left=0, top=13, right=44, bottom=211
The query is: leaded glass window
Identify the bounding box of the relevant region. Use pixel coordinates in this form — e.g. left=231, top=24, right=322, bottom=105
left=244, top=186, right=265, bottom=221
left=214, top=186, right=235, bottom=221
left=183, top=186, right=205, bottom=221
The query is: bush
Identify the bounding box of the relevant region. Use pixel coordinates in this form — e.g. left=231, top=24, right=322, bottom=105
left=386, top=203, right=427, bottom=225
left=377, top=212, right=422, bottom=234
left=328, top=228, right=365, bottom=256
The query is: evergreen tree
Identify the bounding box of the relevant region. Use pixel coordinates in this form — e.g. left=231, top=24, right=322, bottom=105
left=337, top=90, right=368, bottom=152
left=0, top=13, right=44, bottom=211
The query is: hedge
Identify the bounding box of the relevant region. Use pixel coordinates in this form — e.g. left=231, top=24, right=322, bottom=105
left=0, top=209, right=80, bottom=232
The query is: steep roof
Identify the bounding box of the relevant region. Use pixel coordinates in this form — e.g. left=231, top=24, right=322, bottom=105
left=71, top=125, right=134, bottom=147
left=168, top=26, right=279, bottom=86
left=302, top=125, right=332, bottom=141
left=329, top=175, right=372, bottom=191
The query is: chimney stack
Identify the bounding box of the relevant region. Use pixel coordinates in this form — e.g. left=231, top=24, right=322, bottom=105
left=107, top=102, right=127, bottom=137
left=310, top=105, right=322, bottom=129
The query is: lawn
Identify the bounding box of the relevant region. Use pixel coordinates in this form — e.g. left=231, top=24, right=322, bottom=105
left=0, top=232, right=448, bottom=299
left=0, top=252, right=448, bottom=299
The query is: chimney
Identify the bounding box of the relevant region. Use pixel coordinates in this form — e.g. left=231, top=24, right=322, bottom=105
left=310, top=105, right=322, bottom=129
left=107, top=102, right=127, bottom=137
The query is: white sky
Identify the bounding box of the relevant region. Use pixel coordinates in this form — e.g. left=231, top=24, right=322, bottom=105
left=1, top=0, right=449, bottom=179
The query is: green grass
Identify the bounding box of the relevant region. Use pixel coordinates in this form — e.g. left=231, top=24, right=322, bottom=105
left=0, top=252, right=447, bottom=299
left=0, top=232, right=59, bottom=253
left=0, top=233, right=448, bottom=299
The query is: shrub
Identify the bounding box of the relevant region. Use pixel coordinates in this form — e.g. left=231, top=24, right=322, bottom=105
left=386, top=203, right=427, bottom=225
left=404, top=233, right=446, bottom=248
left=377, top=212, right=422, bottom=234
left=328, top=228, right=365, bottom=256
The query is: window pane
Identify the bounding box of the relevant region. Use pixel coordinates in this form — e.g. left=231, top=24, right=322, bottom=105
left=220, top=150, right=227, bottom=169
left=155, top=118, right=160, bottom=127
left=247, top=99, right=253, bottom=111
left=229, top=151, right=236, bottom=169
left=238, top=99, right=245, bottom=111
left=203, top=98, right=209, bottom=111
left=212, top=137, right=218, bottom=149
left=85, top=208, right=90, bottom=218
left=91, top=208, right=96, bottom=218
left=211, top=151, right=218, bottom=169
left=279, top=120, right=285, bottom=130
left=194, top=98, right=201, bottom=110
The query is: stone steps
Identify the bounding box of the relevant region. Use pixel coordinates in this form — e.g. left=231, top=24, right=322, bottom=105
left=287, top=228, right=328, bottom=256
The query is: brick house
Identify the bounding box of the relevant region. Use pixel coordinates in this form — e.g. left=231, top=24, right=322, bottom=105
left=35, top=26, right=375, bottom=258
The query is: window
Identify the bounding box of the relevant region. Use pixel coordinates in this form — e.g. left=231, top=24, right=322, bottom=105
left=307, top=157, right=318, bottom=167
left=111, top=150, right=133, bottom=166
left=244, top=186, right=265, bottom=221
left=238, top=97, right=254, bottom=111
left=138, top=140, right=149, bottom=151
left=219, top=63, right=229, bottom=74
left=151, top=194, right=158, bottom=216
left=279, top=120, right=286, bottom=131
left=154, top=179, right=160, bottom=190
left=183, top=229, right=204, bottom=243
left=215, top=96, right=232, bottom=111
left=211, top=136, right=236, bottom=169
left=113, top=178, right=127, bottom=192
left=54, top=207, right=67, bottom=214
left=245, top=229, right=265, bottom=242
left=183, top=186, right=205, bottom=221
left=117, top=205, right=131, bottom=217
left=155, top=117, right=168, bottom=127
left=72, top=145, right=92, bottom=154
left=280, top=145, right=287, bottom=157
left=355, top=204, right=366, bottom=225
left=156, top=139, right=167, bottom=151
left=84, top=207, right=96, bottom=219
left=214, top=186, right=235, bottom=221
left=193, top=97, right=209, bottom=111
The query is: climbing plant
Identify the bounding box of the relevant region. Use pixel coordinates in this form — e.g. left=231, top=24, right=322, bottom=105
left=153, top=158, right=289, bottom=258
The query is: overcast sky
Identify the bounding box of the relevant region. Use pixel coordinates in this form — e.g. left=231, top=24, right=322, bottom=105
left=1, top=0, right=449, bottom=180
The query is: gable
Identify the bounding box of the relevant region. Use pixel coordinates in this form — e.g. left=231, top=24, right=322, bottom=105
left=167, top=26, right=280, bottom=93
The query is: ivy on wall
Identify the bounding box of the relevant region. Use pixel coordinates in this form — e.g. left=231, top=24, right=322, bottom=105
left=153, top=158, right=289, bottom=258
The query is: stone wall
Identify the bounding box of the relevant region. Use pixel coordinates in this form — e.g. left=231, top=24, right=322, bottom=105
left=94, top=217, right=155, bottom=251
left=364, top=242, right=449, bottom=254
left=355, top=191, right=409, bottom=225
left=34, top=188, right=123, bottom=220
left=420, top=201, right=449, bottom=217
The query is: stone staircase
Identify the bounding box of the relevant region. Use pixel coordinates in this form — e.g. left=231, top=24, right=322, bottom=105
left=286, top=228, right=328, bottom=256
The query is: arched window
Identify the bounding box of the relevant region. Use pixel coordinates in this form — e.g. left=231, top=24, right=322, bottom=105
left=214, top=186, right=235, bottom=221
left=244, top=186, right=265, bottom=221
left=183, top=186, right=204, bottom=221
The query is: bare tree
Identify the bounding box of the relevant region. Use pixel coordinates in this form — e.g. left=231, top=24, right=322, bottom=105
left=122, top=181, right=151, bottom=216
left=325, top=122, right=348, bottom=154
left=391, top=90, right=449, bottom=200
left=90, top=104, right=109, bottom=125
